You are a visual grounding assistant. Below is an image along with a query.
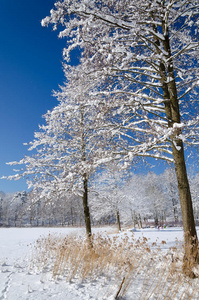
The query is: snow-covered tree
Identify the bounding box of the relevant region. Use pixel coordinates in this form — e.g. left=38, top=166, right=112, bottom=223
left=162, top=167, right=180, bottom=223
left=42, top=0, right=199, bottom=275
left=124, top=172, right=168, bottom=227
left=120, top=174, right=147, bottom=227
left=190, top=173, right=199, bottom=224
left=9, top=191, right=28, bottom=226
left=91, top=164, right=128, bottom=231
left=142, top=172, right=168, bottom=226
left=6, top=68, right=113, bottom=239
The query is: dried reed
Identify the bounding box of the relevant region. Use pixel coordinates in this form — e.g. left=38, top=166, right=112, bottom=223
left=30, top=231, right=199, bottom=299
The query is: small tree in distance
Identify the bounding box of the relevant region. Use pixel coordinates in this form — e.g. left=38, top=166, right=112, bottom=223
left=91, top=164, right=128, bottom=231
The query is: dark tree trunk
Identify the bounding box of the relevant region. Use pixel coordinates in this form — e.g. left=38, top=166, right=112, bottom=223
left=154, top=214, right=158, bottom=227
left=80, top=106, right=92, bottom=243
left=71, top=207, right=74, bottom=226
left=171, top=196, right=179, bottom=223
left=82, top=175, right=92, bottom=239
left=172, top=141, right=198, bottom=276
left=159, top=23, right=199, bottom=276
left=138, top=213, right=142, bottom=229
left=116, top=210, right=121, bottom=231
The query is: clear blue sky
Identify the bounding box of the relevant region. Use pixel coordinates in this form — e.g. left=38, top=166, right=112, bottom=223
left=0, top=1, right=197, bottom=193
left=0, top=0, right=67, bottom=192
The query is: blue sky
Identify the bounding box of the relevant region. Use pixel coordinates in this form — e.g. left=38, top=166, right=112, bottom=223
left=0, top=1, right=197, bottom=193
left=0, top=0, right=67, bottom=192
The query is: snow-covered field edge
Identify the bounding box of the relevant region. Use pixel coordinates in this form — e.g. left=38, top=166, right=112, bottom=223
left=0, top=226, right=199, bottom=300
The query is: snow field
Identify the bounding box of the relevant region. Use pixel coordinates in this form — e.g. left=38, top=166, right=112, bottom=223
left=0, top=227, right=199, bottom=299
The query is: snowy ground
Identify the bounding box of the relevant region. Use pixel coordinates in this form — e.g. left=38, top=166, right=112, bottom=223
left=0, top=226, right=198, bottom=300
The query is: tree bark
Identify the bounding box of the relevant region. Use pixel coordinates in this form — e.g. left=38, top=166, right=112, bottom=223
left=172, top=141, right=198, bottom=277
left=82, top=175, right=92, bottom=239
left=80, top=106, right=92, bottom=243
left=160, top=23, right=199, bottom=276
left=116, top=210, right=121, bottom=231
left=154, top=214, right=158, bottom=228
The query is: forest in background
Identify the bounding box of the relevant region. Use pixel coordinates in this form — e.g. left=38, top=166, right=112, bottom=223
left=1, top=167, right=199, bottom=229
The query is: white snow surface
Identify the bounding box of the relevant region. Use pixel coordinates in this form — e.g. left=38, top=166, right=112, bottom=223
left=0, top=226, right=198, bottom=300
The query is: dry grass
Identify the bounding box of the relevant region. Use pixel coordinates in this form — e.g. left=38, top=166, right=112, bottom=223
left=31, top=232, right=149, bottom=281
left=30, top=232, right=199, bottom=299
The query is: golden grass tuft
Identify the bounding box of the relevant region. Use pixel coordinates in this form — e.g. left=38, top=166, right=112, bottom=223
left=30, top=231, right=199, bottom=299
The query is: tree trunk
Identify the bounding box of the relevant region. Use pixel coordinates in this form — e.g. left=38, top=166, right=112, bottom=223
left=154, top=214, right=158, bottom=227
left=171, top=197, right=178, bottom=223
left=80, top=106, right=92, bottom=244
left=71, top=207, right=73, bottom=226
left=160, top=24, right=199, bottom=276
left=82, top=176, right=92, bottom=239
left=116, top=210, right=121, bottom=231
left=138, top=214, right=142, bottom=229
left=172, top=140, right=198, bottom=277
